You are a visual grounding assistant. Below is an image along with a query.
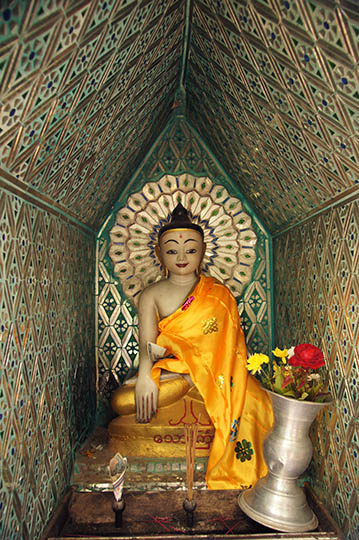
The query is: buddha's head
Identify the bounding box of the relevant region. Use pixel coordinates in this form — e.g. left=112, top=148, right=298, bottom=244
left=156, top=203, right=205, bottom=278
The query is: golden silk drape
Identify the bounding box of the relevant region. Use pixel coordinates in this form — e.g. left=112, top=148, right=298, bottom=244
left=152, top=275, right=273, bottom=489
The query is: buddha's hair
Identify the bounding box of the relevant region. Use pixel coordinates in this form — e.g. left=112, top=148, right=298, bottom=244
left=158, top=203, right=204, bottom=241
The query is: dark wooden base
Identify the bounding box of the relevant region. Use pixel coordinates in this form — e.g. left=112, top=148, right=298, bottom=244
left=45, top=484, right=342, bottom=540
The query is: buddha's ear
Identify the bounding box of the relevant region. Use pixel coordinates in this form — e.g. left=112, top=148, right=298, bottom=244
left=201, top=242, right=207, bottom=260
left=155, top=244, right=162, bottom=263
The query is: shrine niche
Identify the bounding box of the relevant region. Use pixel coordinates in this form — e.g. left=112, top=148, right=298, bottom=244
left=1, top=0, right=357, bottom=534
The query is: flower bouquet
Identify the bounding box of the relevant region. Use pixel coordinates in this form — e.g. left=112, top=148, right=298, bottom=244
left=247, top=343, right=331, bottom=403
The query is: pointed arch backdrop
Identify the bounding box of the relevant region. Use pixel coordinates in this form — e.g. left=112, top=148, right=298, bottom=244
left=96, top=118, right=273, bottom=408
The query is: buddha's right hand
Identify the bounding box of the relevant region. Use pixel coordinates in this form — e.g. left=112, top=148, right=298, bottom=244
left=135, top=374, right=159, bottom=423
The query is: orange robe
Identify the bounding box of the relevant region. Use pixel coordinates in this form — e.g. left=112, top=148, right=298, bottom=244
left=152, top=275, right=273, bottom=490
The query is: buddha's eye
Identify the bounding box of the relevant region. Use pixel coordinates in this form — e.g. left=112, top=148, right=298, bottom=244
left=186, top=248, right=197, bottom=254
left=166, top=249, right=177, bottom=255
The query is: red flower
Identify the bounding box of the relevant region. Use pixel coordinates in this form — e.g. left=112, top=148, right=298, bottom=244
left=289, top=343, right=324, bottom=370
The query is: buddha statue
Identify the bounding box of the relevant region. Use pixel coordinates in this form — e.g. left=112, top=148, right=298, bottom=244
left=109, top=203, right=273, bottom=490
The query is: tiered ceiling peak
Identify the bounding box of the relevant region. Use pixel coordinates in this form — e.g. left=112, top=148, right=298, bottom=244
left=0, top=0, right=357, bottom=232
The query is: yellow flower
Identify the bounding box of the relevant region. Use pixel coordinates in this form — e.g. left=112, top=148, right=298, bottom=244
left=272, top=347, right=288, bottom=364
left=247, top=353, right=269, bottom=375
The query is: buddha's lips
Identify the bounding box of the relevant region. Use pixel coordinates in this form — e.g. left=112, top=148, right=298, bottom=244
left=176, top=263, right=188, bottom=268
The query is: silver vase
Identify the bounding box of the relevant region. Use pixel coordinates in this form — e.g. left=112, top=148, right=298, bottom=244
left=238, top=389, right=330, bottom=532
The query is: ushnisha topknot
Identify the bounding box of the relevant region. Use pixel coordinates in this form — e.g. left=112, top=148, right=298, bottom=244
left=158, top=203, right=204, bottom=241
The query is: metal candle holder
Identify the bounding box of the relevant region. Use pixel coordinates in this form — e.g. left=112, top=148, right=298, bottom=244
left=183, top=497, right=197, bottom=528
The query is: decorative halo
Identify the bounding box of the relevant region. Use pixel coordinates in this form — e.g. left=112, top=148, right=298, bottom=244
left=109, top=173, right=257, bottom=306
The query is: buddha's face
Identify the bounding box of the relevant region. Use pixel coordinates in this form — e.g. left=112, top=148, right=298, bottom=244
left=158, top=229, right=205, bottom=277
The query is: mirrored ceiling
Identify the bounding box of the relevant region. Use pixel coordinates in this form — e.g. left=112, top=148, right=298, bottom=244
left=0, top=0, right=358, bottom=233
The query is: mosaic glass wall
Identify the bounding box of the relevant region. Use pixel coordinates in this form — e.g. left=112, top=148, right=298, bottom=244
left=0, top=0, right=184, bottom=230
left=0, top=1, right=358, bottom=538
left=187, top=0, right=359, bottom=234
left=96, top=116, right=273, bottom=413
left=1, top=0, right=357, bottom=235
left=274, top=199, right=359, bottom=540
left=0, top=189, right=96, bottom=540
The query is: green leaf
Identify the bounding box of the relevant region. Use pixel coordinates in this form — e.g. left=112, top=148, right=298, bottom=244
left=273, top=371, right=284, bottom=393
left=282, top=389, right=297, bottom=398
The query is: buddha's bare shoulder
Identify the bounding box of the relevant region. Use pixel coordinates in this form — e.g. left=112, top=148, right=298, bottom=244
left=138, top=279, right=169, bottom=303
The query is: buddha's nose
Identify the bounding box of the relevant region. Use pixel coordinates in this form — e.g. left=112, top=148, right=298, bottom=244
left=177, top=250, right=187, bottom=261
